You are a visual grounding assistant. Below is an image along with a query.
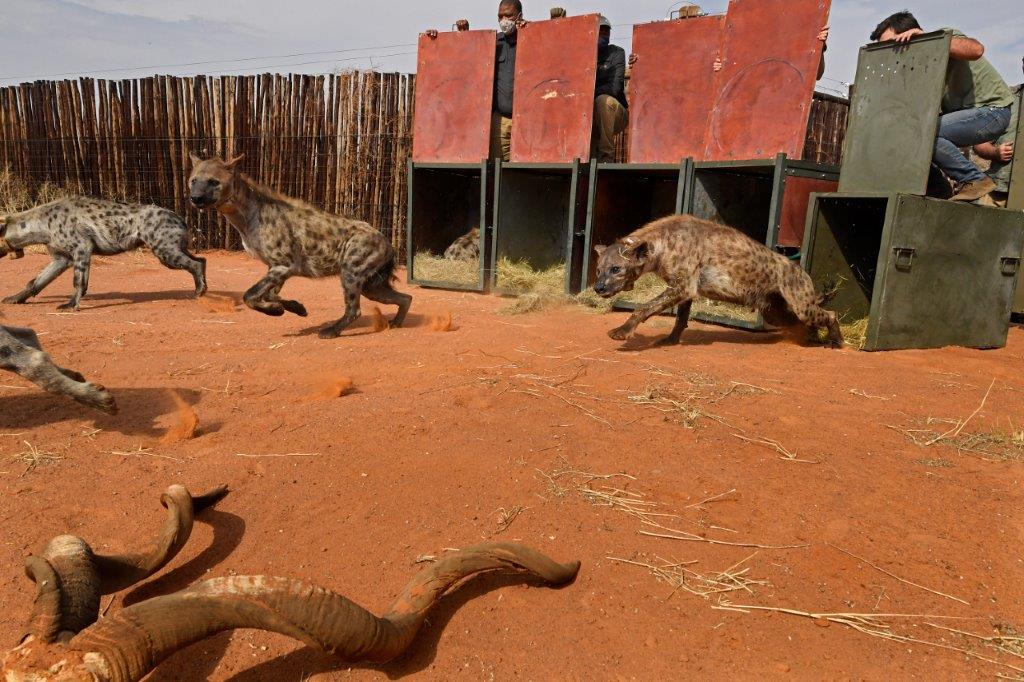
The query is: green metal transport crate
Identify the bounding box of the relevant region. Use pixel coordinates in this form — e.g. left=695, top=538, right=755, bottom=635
left=685, top=155, right=838, bottom=329
left=578, top=161, right=689, bottom=311
left=406, top=161, right=491, bottom=292
left=803, top=193, right=1023, bottom=351
left=490, top=161, right=588, bottom=295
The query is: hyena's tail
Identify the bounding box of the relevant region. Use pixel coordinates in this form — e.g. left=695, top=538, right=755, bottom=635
left=367, top=253, right=398, bottom=288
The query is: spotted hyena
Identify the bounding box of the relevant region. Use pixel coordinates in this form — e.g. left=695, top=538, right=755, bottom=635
left=0, top=324, right=116, bottom=413
left=188, top=154, right=412, bottom=339
left=593, top=215, right=843, bottom=347
left=444, top=228, right=480, bottom=261
left=0, top=197, right=206, bottom=310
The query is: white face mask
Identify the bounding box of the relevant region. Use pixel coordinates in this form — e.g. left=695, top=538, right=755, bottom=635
left=499, top=17, right=517, bottom=35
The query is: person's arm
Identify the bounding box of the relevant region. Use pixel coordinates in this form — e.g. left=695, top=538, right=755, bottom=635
left=816, top=25, right=828, bottom=81
left=950, top=36, right=984, bottom=60
left=892, top=28, right=985, bottom=61
left=974, top=141, right=1014, bottom=162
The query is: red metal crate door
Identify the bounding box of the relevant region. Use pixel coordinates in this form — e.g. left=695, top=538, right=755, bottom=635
left=510, top=15, right=601, bottom=163
left=778, top=176, right=837, bottom=247
left=628, top=16, right=725, bottom=163
left=704, top=0, right=831, bottom=161
left=412, top=31, right=496, bottom=163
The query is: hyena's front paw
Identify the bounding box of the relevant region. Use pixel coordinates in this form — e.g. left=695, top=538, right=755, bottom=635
left=56, top=301, right=79, bottom=311
left=608, top=325, right=634, bottom=341
left=2, top=295, right=27, bottom=305
left=79, top=383, right=118, bottom=415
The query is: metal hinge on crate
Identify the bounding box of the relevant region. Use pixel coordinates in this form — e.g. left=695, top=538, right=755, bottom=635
left=1001, top=257, right=1021, bottom=277
left=893, top=247, right=916, bottom=272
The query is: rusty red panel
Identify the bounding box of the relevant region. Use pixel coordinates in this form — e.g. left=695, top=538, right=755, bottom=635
left=704, top=0, right=831, bottom=161
left=510, top=15, right=600, bottom=163
left=412, top=30, right=496, bottom=163
left=778, top=175, right=837, bottom=247
left=627, top=16, right=724, bottom=163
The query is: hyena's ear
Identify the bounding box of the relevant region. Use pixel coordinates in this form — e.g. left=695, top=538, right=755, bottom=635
left=188, top=152, right=203, bottom=167
left=620, top=237, right=649, bottom=263
left=593, top=244, right=607, bottom=257
left=225, top=154, right=246, bottom=169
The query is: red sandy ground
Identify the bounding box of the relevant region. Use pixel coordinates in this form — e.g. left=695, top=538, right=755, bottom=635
left=1, top=251, right=1023, bottom=680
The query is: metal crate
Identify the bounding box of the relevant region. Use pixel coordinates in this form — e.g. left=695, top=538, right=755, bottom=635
left=686, top=155, right=838, bottom=329
left=490, top=161, right=588, bottom=295
left=579, top=161, right=690, bottom=303
left=406, top=161, right=491, bottom=292
left=803, top=193, right=1024, bottom=351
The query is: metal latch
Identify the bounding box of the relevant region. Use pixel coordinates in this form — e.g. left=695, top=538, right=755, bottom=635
left=1001, top=257, right=1021, bottom=277
left=893, top=247, right=916, bottom=272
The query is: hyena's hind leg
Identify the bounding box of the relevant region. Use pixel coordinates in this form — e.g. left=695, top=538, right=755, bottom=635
left=363, top=274, right=412, bottom=328
left=319, top=271, right=365, bottom=339
left=150, top=233, right=208, bottom=297
left=58, top=244, right=93, bottom=310
left=2, top=256, right=70, bottom=305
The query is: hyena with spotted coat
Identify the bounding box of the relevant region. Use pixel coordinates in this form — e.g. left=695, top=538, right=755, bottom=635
left=444, top=228, right=480, bottom=261
left=188, top=154, right=411, bottom=339
left=593, top=215, right=843, bottom=347
left=0, top=196, right=206, bottom=310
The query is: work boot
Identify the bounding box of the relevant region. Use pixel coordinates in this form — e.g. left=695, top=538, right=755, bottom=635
left=950, top=177, right=996, bottom=202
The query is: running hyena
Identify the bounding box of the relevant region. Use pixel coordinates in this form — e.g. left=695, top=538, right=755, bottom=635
left=0, top=197, right=207, bottom=310
left=188, top=154, right=412, bottom=339
left=593, top=215, right=843, bottom=347
left=444, top=228, right=480, bottom=261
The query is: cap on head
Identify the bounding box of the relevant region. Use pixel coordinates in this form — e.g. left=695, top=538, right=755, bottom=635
left=598, top=15, right=611, bottom=29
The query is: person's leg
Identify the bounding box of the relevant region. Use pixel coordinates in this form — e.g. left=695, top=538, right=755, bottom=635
left=592, top=95, right=624, bottom=163
left=491, top=113, right=512, bottom=161
left=934, top=107, right=1011, bottom=184
left=500, top=116, right=512, bottom=161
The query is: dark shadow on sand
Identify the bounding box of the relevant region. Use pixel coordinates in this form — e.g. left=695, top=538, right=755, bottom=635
left=0, top=387, right=203, bottom=436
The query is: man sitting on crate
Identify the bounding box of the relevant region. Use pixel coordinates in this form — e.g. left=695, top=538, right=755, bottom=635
left=973, top=58, right=1023, bottom=207
left=592, top=15, right=629, bottom=163
left=870, top=11, right=1015, bottom=202
left=426, top=1, right=526, bottom=161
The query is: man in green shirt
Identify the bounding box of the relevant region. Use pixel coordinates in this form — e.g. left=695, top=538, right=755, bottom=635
left=871, top=12, right=1015, bottom=202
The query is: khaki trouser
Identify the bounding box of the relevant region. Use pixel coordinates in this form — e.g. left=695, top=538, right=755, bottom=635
left=592, top=95, right=629, bottom=162
left=490, top=113, right=513, bottom=161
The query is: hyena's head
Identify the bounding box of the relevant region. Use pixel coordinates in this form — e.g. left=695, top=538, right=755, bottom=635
left=188, top=153, right=245, bottom=209
left=592, top=236, right=650, bottom=298
left=0, top=215, right=21, bottom=259
left=0, top=216, right=10, bottom=256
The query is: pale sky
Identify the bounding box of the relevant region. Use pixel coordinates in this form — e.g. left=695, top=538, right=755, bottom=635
left=0, top=1, right=1021, bottom=95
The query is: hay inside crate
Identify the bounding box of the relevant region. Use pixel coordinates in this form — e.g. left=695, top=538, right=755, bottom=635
left=412, top=252, right=481, bottom=288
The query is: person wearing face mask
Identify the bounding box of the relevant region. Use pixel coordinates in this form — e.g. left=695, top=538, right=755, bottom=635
left=592, top=16, right=628, bottom=163
left=492, top=0, right=526, bottom=161
left=425, top=1, right=525, bottom=161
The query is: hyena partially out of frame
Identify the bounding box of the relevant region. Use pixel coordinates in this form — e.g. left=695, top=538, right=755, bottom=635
left=188, top=154, right=412, bottom=339
left=0, top=196, right=206, bottom=310
left=0, top=324, right=117, bottom=413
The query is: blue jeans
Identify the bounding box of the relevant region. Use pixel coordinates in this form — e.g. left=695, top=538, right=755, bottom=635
left=933, top=106, right=1011, bottom=183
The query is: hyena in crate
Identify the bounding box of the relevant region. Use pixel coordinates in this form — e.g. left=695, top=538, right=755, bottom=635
left=592, top=215, right=843, bottom=347
left=0, top=197, right=206, bottom=310
left=188, top=154, right=411, bottom=339
left=444, top=228, right=480, bottom=261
